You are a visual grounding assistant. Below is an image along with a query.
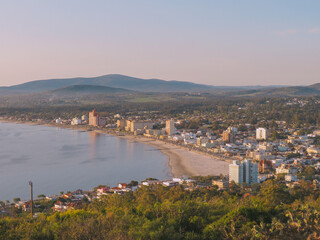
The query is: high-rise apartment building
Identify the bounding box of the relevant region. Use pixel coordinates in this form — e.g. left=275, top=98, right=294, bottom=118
left=229, top=160, right=258, bottom=185
left=117, top=120, right=126, bottom=130
left=166, top=120, right=175, bottom=136
left=229, top=161, right=244, bottom=184
left=223, top=131, right=234, bottom=143
left=223, top=126, right=236, bottom=143
left=89, top=110, right=106, bottom=127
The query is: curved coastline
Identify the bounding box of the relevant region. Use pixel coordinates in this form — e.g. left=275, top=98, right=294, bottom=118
left=0, top=119, right=229, bottom=177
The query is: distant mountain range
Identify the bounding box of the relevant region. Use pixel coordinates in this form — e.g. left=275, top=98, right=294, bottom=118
left=0, top=74, right=288, bottom=94
left=0, top=74, right=318, bottom=97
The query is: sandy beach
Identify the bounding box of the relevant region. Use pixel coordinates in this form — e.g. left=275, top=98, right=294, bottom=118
left=119, top=135, right=229, bottom=177
left=0, top=119, right=229, bottom=177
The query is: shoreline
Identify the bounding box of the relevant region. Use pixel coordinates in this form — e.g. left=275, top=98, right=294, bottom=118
left=0, top=119, right=229, bottom=177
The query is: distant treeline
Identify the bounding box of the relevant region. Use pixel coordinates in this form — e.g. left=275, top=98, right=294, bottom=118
left=1, top=96, right=320, bottom=128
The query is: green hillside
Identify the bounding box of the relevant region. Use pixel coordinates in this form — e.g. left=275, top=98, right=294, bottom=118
left=1, top=179, right=319, bottom=239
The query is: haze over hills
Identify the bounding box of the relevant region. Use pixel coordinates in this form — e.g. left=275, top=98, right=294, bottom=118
left=0, top=74, right=318, bottom=98
left=0, top=74, right=219, bottom=93
left=0, top=74, right=288, bottom=94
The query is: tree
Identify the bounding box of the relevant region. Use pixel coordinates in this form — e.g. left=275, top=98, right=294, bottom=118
left=259, top=180, right=291, bottom=207
left=129, top=180, right=139, bottom=187
left=271, top=130, right=280, bottom=141
left=298, top=166, right=316, bottom=180
left=37, top=194, right=46, bottom=199
left=13, top=197, right=21, bottom=203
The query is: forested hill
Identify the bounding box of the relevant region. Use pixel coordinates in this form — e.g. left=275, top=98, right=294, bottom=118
left=1, top=179, right=320, bottom=239
left=0, top=74, right=219, bottom=93
left=0, top=74, right=289, bottom=94
left=0, top=74, right=319, bottom=97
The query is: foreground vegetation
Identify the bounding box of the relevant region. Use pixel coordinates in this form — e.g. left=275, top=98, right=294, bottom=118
left=1, top=179, right=320, bottom=239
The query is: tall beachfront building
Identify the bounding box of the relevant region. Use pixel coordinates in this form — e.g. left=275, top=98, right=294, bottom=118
left=166, top=120, right=175, bottom=136
left=229, top=160, right=258, bottom=185
left=89, top=110, right=106, bottom=127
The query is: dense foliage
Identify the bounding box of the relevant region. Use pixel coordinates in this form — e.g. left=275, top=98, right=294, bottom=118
left=1, top=180, right=320, bottom=239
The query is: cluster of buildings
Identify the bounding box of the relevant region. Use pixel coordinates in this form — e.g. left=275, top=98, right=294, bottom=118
left=52, top=109, right=320, bottom=189
left=12, top=190, right=87, bottom=213
left=116, top=118, right=175, bottom=137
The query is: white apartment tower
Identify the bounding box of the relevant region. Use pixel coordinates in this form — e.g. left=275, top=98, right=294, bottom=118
left=229, top=161, right=244, bottom=184
left=166, top=120, right=175, bottom=136
left=256, top=128, right=268, bottom=140
left=229, top=160, right=258, bottom=185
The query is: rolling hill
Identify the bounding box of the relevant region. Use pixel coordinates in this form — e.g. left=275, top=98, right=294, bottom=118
left=309, top=83, right=320, bottom=90
left=0, top=74, right=219, bottom=93
left=0, top=74, right=318, bottom=97
left=230, top=85, right=320, bottom=97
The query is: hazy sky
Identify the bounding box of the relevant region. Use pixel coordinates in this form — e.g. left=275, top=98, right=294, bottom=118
left=1, top=0, right=320, bottom=86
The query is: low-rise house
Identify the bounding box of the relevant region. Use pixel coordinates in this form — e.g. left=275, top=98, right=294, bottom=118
left=212, top=180, right=229, bottom=190
left=162, top=181, right=179, bottom=187
left=52, top=201, right=68, bottom=212
left=285, top=174, right=298, bottom=182
left=96, top=187, right=110, bottom=195
left=71, top=117, right=82, bottom=125
left=110, top=187, right=122, bottom=194
left=276, top=165, right=298, bottom=175
left=307, top=147, right=320, bottom=155
left=118, top=183, right=128, bottom=189
left=55, top=118, right=62, bottom=124
left=142, top=180, right=164, bottom=186
left=172, top=177, right=195, bottom=184
left=272, top=158, right=285, bottom=167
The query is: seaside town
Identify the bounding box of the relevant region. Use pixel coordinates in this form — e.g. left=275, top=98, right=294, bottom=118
left=1, top=97, right=320, bottom=217
left=2, top=0, right=320, bottom=238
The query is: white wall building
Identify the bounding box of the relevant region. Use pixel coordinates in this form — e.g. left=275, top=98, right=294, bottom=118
left=256, top=128, right=268, bottom=140
left=71, top=117, right=82, bottom=125
left=55, top=118, right=62, bottom=124
left=285, top=174, right=298, bottom=182
left=81, top=115, right=88, bottom=121
left=229, top=161, right=244, bottom=184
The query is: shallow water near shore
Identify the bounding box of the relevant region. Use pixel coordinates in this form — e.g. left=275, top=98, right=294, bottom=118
left=0, top=122, right=171, bottom=201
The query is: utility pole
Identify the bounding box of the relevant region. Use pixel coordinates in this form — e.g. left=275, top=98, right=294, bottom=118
left=29, top=181, right=33, bottom=218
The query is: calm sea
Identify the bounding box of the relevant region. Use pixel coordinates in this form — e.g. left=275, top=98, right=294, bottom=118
left=0, top=122, right=171, bottom=201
